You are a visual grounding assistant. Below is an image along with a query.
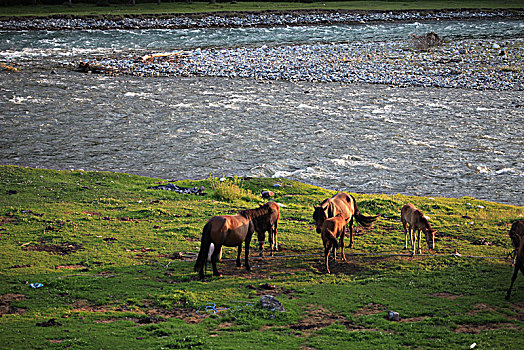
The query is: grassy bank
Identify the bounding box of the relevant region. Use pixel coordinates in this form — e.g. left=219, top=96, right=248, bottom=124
left=0, top=165, right=523, bottom=349
left=1, top=1, right=523, bottom=17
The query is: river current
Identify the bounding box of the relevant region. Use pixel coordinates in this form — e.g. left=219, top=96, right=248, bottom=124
left=0, top=19, right=523, bottom=205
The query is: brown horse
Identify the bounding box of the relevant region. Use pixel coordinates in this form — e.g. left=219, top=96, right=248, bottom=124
left=506, top=236, right=524, bottom=300
left=321, top=215, right=347, bottom=274
left=509, top=220, right=524, bottom=265
left=401, top=203, right=436, bottom=255
left=252, top=201, right=280, bottom=257
left=313, top=192, right=379, bottom=248
left=194, top=203, right=272, bottom=280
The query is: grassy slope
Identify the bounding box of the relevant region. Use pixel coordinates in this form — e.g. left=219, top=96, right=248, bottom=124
left=1, top=1, right=523, bottom=17
left=0, top=165, right=523, bottom=349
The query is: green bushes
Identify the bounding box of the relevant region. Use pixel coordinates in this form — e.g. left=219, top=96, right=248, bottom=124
left=208, top=175, right=258, bottom=202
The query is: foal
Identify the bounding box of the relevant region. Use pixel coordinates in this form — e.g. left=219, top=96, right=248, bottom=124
left=401, top=204, right=436, bottom=255
left=321, top=215, right=347, bottom=274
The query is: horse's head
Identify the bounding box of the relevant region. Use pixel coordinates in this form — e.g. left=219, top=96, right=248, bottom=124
left=313, top=206, right=328, bottom=234
left=422, top=216, right=436, bottom=249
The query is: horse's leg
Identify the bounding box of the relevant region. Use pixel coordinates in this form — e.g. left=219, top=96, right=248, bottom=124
left=245, top=236, right=251, bottom=272
left=410, top=227, right=416, bottom=255
left=403, top=221, right=408, bottom=249
left=257, top=231, right=265, bottom=257
left=348, top=217, right=354, bottom=249
left=417, top=229, right=422, bottom=254
left=324, top=241, right=331, bottom=274
left=236, top=244, right=242, bottom=267
left=211, top=244, right=222, bottom=277
left=340, top=230, right=346, bottom=261
left=273, top=221, right=279, bottom=253
left=506, top=259, right=520, bottom=300
left=269, top=228, right=275, bottom=257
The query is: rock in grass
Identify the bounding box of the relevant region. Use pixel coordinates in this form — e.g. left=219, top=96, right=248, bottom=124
left=260, top=295, right=284, bottom=311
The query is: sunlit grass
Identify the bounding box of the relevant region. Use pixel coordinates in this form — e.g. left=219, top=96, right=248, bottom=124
left=1, top=1, right=523, bottom=17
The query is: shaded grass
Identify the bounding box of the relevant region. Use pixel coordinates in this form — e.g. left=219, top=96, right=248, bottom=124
left=1, top=1, right=524, bottom=18
left=0, top=165, right=523, bottom=349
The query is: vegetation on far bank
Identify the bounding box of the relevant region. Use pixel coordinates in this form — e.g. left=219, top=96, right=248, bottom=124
left=1, top=1, right=524, bottom=18
left=0, top=165, right=523, bottom=349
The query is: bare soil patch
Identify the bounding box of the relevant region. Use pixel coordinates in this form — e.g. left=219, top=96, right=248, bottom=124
left=431, top=292, right=463, bottom=300
left=23, top=242, right=83, bottom=255
left=289, top=304, right=379, bottom=336
left=454, top=322, right=520, bottom=334
left=0, top=294, right=26, bottom=316
left=354, top=303, right=385, bottom=317
left=468, top=303, right=498, bottom=316
left=56, top=265, right=89, bottom=270
left=0, top=216, right=16, bottom=225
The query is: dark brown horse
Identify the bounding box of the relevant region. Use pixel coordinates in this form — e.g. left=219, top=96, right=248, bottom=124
left=321, top=215, right=347, bottom=274
left=401, top=203, right=436, bottom=255
left=506, top=236, right=524, bottom=300
left=194, top=203, right=271, bottom=280
left=253, top=201, right=280, bottom=257
left=313, top=192, right=379, bottom=248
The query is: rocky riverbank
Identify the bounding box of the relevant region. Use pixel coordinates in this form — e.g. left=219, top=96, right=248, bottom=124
left=78, top=38, right=523, bottom=91
left=1, top=8, right=523, bottom=30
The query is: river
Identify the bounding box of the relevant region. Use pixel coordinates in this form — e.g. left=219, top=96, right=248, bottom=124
left=0, top=19, right=523, bottom=205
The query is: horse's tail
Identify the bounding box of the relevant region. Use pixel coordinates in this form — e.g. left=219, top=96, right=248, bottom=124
left=194, top=221, right=212, bottom=272
left=351, top=195, right=379, bottom=227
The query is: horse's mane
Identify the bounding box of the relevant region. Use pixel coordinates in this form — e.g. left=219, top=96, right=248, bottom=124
left=239, top=203, right=271, bottom=219
left=319, top=198, right=330, bottom=206
left=417, top=211, right=433, bottom=231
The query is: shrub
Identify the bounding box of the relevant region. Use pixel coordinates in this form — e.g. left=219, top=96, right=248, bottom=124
left=208, top=175, right=257, bottom=202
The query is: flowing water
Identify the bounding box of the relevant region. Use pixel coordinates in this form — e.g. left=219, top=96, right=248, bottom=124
left=0, top=19, right=523, bottom=205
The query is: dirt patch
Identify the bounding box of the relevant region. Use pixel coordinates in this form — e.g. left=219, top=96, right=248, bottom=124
left=289, top=305, right=347, bottom=336
left=468, top=303, right=498, bottom=316
left=0, top=216, right=16, bottom=225
left=71, top=299, right=205, bottom=325
left=289, top=304, right=379, bottom=336
left=431, top=292, right=463, bottom=300
left=23, top=242, right=83, bottom=255
left=94, top=316, right=164, bottom=324
left=312, top=256, right=363, bottom=276
left=141, top=305, right=203, bottom=324
left=354, top=303, right=385, bottom=317
left=72, top=299, right=110, bottom=313
left=400, top=316, right=429, bottom=323
left=454, top=322, right=520, bottom=334
left=502, top=302, right=524, bottom=322
left=0, top=294, right=26, bottom=316
left=82, top=211, right=102, bottom=216
left=56, top=265, right=89, bottom=270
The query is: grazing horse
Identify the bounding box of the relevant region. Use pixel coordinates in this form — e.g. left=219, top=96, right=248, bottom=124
left=509, top=220, right=524, bottom=265
left=194, top=203, right=272, bottom=280
left=506, top=236, right=524, bottom=300
left=313, top=192, right=379, bottom=248
left=321, top=215, right=347, bottom=274
left=252, top=201, right=280, bottom=257
left=401, top=204, right=436, bottom=255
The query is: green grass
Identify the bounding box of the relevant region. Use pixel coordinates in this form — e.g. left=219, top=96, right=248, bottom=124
left=1, top=1, right=523, bottom=17
left=0, top=165, right=523, bottom=349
